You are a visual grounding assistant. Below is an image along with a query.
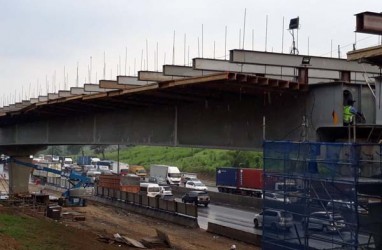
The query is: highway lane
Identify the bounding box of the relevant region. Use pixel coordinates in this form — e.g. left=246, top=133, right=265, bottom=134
left=194, top=200, right=375, bottom=249
left=197, top=203, right=261, bottom=234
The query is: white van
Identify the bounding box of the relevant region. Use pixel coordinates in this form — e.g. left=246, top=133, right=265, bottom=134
left=150, top=165, right=181, bottom=185
left=140, top=183, right=161, bottom=198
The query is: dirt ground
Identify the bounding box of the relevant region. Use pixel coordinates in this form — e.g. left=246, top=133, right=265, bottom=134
left=0, top=180, right=259, bottom=250
left=63, top=200, right=259, bottom=250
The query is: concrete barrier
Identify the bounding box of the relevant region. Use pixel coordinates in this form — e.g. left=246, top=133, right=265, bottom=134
left=115, top=190, right=121, bottom=200
left=44, top=183, right=199, bottom=229
left=167, top=200, right=176, bottom=212
left=121, top=191, right=127, bottom=201
left=88, top=196, right=198, bottom=228
left=141, top=195, right=149, bottom=206
left=176, top=202, right=198, bottom=217
left=207, top=222, right=261, bottom=246
left=148, top=197, right=158, bottom=208
left=133, top=193, right=141, bottom=204
left=127, top=192, right=134, bottom=203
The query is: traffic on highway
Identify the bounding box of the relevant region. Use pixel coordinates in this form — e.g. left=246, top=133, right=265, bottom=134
left=0, top=153, right=378, bottom=249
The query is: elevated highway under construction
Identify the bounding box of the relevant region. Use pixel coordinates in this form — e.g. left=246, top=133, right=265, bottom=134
left=0, top=11, right=381, bottom=250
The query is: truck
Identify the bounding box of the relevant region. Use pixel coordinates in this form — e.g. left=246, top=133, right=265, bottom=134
left=59, top=156, right=73, bottom=168
left=150, top=165, right=181, bottom=185
left=128, top=165, right=147, bottom=179
left=12, top=158, right=94, bottom=206
left=97, top=174, right=141, bottom=193
left=217, top=167, right=299, bottom=198
left=77, top=156, right=100, bottom=167
left=216, top=167, right=263, bottom=197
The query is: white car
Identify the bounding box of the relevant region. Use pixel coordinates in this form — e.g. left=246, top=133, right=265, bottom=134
left=302, top=211, right=347, bottom=233
left=185, top=180, right=208, bottom=191
left=263, top=192, right=291, bottom=204
left=254, top=209, right=293, bottom=231
left=0, top=192, right=9, bottom=200
left=326, top=199, right=368, bottom=214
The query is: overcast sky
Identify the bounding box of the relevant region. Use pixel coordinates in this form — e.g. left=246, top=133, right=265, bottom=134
left=0, top=0, right=381, bottom=106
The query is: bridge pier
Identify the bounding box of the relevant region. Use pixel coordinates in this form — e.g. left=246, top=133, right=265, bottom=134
left=2, top=146, right=45, bottom=195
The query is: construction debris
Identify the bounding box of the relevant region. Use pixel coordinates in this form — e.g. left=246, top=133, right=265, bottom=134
left=141, top=229, right=172, bottom=249
left=61, top=211, right=86, bottom=221
left=46, top=205, right=62, bottom=219
left=97, top=229, right=172, bottom=249
left=114, top=234, right=146, bottom=249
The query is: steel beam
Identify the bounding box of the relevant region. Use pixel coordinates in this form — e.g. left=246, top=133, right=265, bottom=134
left=99, top=80, right=141, bottom=90
left=48, top=93, right=59, bottom=100
left=356, top=12, right=382, bottom=35
left=347, top=45, right=382, bottom=67
left=138, top=71, right=184, bottom=82
left=84, top=84, right=113, bottom=93
left=8, top=104, right=17, bottom=111
left=163, top=65, right=216, bottom=77
left=117, top=76, right=153, bottom=85
left=58, top=91, right=73, bottom=98
left=30, top=98, right=39, bottom=104
left=192, top=58, right=301, bottom=80
left=193, top=58, right=370, bottom=84
left=38, top=96, right=48, bottom=102
left=12, top=101, right=31, bottom=111
left=70, top=87, right=86, bottom=95
left=230, top=49, right=380, bottom=73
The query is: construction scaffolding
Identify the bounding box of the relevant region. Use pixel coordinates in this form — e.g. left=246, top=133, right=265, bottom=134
left=262, top=141, right=382, bottom=250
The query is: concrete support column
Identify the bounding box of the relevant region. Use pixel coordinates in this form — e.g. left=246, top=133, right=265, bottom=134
left=8, top=156, right=33, bottom=194
left=3, top=145, right=45, bottom=195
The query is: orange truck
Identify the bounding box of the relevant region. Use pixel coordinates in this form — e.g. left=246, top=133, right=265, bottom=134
left=128, top=165, right=147, bottom=179
left=98, top=174, right=141, bottom=193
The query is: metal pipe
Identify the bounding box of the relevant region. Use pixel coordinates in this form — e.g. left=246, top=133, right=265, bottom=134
left=263, top=116, right=266, bottom=141
left=353, top=119, right=356, bottom=143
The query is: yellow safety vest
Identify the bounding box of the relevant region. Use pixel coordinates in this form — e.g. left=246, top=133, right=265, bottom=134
left=343, top=106, right=353, bottom=124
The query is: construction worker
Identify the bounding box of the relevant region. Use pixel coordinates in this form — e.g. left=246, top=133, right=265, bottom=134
left=343, top=99, right=366, bottom=126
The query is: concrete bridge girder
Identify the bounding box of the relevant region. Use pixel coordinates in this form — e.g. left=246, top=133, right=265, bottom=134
left=0, top=93, right=308, bottom=149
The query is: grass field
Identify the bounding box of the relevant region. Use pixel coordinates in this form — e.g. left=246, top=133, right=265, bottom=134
left=104, top=146, right=263, bottom=175
left=0, top=211, right=72, bottom=250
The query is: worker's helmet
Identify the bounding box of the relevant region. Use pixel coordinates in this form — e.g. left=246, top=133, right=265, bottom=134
left=347, top=99, right=356, bottom=105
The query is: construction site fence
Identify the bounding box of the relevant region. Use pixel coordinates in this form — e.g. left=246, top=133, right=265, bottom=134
left=262, top=141, right=381, bottom=250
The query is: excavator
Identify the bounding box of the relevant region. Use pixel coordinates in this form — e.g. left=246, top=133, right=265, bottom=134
left=11, top=158, right=94, bottom=206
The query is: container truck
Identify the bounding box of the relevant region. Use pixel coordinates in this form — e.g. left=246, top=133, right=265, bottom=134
left=98, top=174, right=141, bottom=193
left=150, top=165, right=181, bottom=185
left=216, top=167, right=263, bottom=197
left=77, top=156, right=100, bottom=167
